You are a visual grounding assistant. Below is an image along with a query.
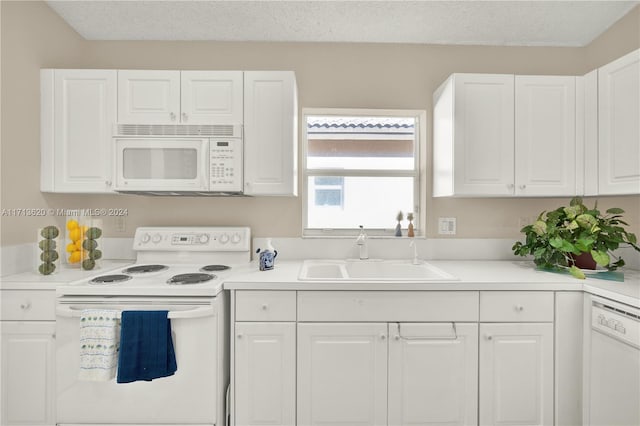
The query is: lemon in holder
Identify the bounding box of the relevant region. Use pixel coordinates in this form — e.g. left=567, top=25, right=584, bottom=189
left=37, top=225, right=59, bottom=275
left=65, top=216, right=103, bottom=270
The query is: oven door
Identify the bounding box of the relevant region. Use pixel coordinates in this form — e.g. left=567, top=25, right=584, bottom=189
left=56, top=297, right=219, bottom=425
left=114, top=138, right=209, bottom=191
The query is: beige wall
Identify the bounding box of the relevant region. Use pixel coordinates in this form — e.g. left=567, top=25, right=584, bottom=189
left=1, top=1, right=638, bottom=245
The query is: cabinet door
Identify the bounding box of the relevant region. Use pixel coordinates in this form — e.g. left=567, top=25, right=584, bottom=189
left=389, top=323, right=478, bottom=426
left=117, top=70, right=180, bottom=124
left=181, top=71, right=243, bottom=125
left=453, top=74, right=515, bottom=196
left=297, top=323, right=387, bottom=425
left=243, top=71, right=298, bottom=196
left=480, top=323, right=554, bottom=426
left=598, top=49, right=640, bottom=195
left=234, top=322, right=296, bottom=426
left=515, top=76, right=576, bottom=196
left=42, top=69, right=116, bottom=193
left=1, top=322, right=56, bottom=426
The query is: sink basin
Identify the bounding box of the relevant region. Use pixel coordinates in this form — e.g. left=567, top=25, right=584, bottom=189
left=298, top=259, right=458, bottom=281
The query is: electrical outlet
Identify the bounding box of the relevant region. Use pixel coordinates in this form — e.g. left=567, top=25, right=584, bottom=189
left=115, top=216, right=126, bottom=233
left=438, top=217, right=456, bottom=235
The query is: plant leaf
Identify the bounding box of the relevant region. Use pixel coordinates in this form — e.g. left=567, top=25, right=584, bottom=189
left=591, top=250, right=610, bottom=267
left=606, top=207, right=625, bottom=214
left=576, top=214, right=597, bottom=229
left=564, top=205, right=582, bottom=220
left=569, top=265, right=586, bottom=279
left=532, top=220, right=546, bottom=236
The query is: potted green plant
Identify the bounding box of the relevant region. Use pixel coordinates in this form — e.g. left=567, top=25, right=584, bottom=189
left=512, top=197, right=639, bottom=279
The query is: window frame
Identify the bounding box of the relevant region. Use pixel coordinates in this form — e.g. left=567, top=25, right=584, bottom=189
left=302, top=108, right=425, bottom=237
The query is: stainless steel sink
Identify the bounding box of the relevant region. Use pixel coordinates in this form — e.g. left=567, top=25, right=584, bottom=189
left=298, top=259, right=458, bottom=281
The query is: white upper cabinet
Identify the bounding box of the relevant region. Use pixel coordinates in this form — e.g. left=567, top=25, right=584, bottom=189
left=515, top=76, right=576, bottom=196
left=181, top=71, right=243, bottom=124
left=41, top=69, right=116, bottom=193
left=117, top=70, right=243, bottom=125
left=597, top=49, right=640, bottom=195
left=243, top=71, right=298, bottom=196
left=433, top=73, right=515, bottom=197
left=117, top=70, right=181, bottom=124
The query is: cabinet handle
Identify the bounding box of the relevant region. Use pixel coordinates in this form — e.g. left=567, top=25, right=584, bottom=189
left=237, top=334, right=243, bottom=339
left=485, top=334, right=493, bottom=340
left=20, top=302, right=31, bottom=310
left=394, top=335, right=400, bottom=341
left=261, top=304, right=268, bottom=310
left=105, top=180, right=112, bottom=186
left=519, top=184, right=526, bottom=190
left=170, top=112, right=176, bottom=121
left=380, top=334, right=386, bottom=340
left=507, top=183, right=514, bottom=190
left=52, top=333, right=56, bottom=339
left=182, top=112, right=188, bottom=122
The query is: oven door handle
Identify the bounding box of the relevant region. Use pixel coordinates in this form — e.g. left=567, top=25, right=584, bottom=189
left=55, top=305, right=215, bottom=320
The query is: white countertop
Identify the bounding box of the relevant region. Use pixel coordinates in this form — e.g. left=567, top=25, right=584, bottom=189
left=224, top=260, right=640, bottom=308
left=0, top=260, right=133, bottom=290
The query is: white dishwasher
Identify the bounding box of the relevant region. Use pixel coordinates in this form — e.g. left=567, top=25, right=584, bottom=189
left=587, top=296, right=640, bottom=426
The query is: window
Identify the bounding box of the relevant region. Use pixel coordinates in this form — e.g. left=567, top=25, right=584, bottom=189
left=303, top=109, right=423, bottom=235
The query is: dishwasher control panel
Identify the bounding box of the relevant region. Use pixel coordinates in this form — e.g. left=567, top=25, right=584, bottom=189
left=592, top=300, right=640, bottom=348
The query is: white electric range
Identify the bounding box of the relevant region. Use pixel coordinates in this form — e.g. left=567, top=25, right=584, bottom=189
left=55, top=226, right=250, bottom=426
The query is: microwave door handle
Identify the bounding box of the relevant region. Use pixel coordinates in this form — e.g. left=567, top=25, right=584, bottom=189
left=56, top=305, right=215, bottom=319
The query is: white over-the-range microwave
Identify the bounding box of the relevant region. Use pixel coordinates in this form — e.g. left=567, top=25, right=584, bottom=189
left=113, top=124, right=243, bottom=195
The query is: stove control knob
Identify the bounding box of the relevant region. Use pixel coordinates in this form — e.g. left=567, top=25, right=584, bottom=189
left=140, top=233, right=151, bottom=244
left=231, top=233, right=242, bottom=244
left=219, top=233, right=230, bottom=244
left=152, top=234, right=162, bottom=244
left=198, top=234, right=210, bottom=244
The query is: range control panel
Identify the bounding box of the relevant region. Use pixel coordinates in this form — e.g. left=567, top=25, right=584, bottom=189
left=134, top=227, right=251, bottom=252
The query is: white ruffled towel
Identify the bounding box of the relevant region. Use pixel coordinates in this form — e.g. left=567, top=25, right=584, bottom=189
left=78, top=309, right=120, bottom=381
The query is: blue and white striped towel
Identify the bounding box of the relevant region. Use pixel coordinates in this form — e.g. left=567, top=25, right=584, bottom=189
left=78, top=309, right=120, bottom=381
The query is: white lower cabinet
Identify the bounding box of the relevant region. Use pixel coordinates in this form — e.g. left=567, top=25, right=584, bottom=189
left=234, top=322, right=296, bottom=426
left=1, top=321, right=56, bottom=426
left=232, top=290, right=560, bottom=426
left=388, top=323, right=479, bottom=426
left=479, top=323, right=554, bottom=426
left=297, top=323, right=388, bottom=426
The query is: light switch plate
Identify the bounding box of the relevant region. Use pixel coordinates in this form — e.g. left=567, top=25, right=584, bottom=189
left=438, top=217, right=456, bottom=235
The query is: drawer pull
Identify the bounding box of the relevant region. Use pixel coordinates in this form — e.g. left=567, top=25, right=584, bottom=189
left=237, top=334, right=243, bottom=339
left=515, top=305, right=524, bottom=312
left=486, top=334, right=493, bottom=340
left=395, top=323, right=458, bottom=341
left=20, top=302, right=31, bottom=310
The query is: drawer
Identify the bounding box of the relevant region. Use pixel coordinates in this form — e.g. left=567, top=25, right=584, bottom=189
left=235, top=291, right=296, bottom=321
left=298, top=291, right=479, bottom=322
left=1, top=290, right=56, bottom=321
left=480, top=291, right=554, bottom=322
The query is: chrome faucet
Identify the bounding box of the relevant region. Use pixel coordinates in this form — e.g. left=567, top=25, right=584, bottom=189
left=356, top=225, right=369, bottom=260
left=409, top=239, right=420, bottom=265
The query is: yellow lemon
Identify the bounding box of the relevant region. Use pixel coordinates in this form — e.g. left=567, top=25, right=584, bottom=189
left=75, top=239, right=83, bottom=250
left=68, top=251, right=82, bottom=264
left=65, top=243, right=76, bottom=253
left=66, top=220, right=79, bottom=231
left=69, top=228, right=81, bottom=242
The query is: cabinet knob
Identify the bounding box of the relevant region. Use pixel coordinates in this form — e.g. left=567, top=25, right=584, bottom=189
left=170, top=112, right=176, bottom=121
left=485, top=334, right=493, bottom=340
left=105, top=180, right=112, bottom=186
left=261, top=304, right=268, bottom=310
left=519, top=185, right=526, bottom=190
left=380, top=334, right=386, bottom=340
left=237, top=334, right=243, bottom=339
left=394, top=335, right=400, bottom=341
left=20, top=302, right=31, bottom=310
left=515, top=305, right=524, bottom=312
left=507, top=183, right=514, bottom=190
left=182, top=112, right=188, bottom=122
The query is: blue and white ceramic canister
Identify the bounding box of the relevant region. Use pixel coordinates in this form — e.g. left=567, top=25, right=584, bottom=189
left=256, top=239, right=278, bottom=271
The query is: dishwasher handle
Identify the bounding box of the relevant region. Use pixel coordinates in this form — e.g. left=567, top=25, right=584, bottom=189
left=55, top=305, right=215, bottom=320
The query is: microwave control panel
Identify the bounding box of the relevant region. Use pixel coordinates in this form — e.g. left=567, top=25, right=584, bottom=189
left=209, top=139, right=243, bottom=192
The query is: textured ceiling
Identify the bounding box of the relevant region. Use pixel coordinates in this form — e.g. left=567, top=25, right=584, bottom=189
left=45, top=0, right=639, bottom=46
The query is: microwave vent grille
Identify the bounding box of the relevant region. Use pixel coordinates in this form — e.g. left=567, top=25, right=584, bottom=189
left=116, top=124, right=240, bottom=137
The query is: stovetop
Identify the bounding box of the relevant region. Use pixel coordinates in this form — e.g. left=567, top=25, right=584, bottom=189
left=57, top=226, right=251, bottom=298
